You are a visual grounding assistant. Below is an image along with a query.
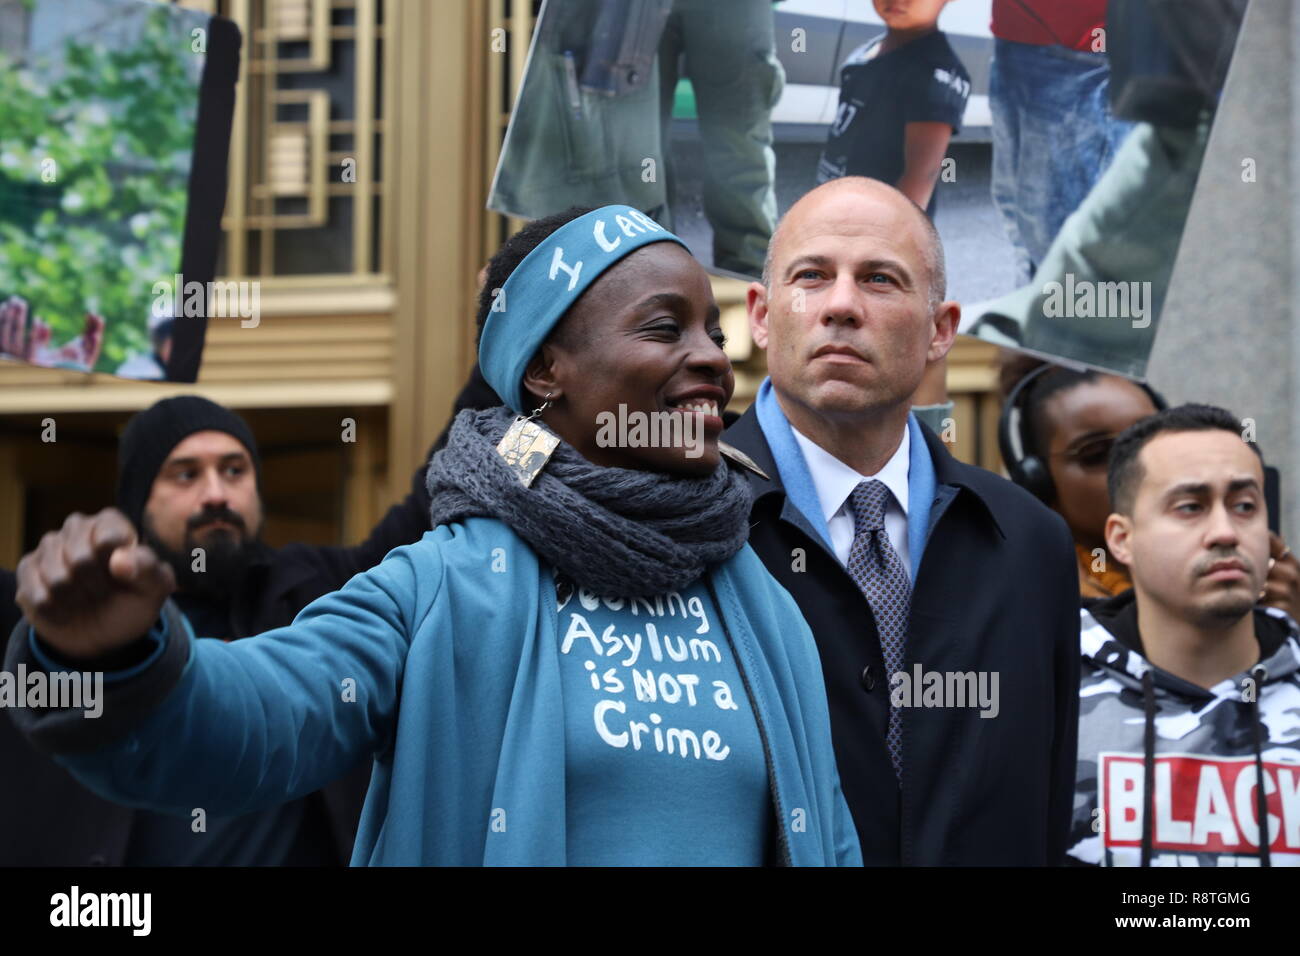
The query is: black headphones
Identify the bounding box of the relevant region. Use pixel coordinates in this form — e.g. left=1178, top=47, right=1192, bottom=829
left=998, top=364, right=1168, bottom=503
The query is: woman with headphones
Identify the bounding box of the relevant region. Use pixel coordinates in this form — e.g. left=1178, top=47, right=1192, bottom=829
left=999, top=359, right=1300, bottom=613
left=999, top=361, right=1162, bottom=599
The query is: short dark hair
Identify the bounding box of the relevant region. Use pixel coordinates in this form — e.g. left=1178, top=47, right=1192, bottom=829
left=1108, top=403, right=1264, bottom=515
left=474, top=205, right=596, bottom=349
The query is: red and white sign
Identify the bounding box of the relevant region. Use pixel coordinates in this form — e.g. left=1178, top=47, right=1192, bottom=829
left=1101, top=752, right=1300, bottom=858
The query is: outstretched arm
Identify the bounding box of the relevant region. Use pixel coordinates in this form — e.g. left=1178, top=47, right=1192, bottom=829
left=8, top=510, right=437, bottom=817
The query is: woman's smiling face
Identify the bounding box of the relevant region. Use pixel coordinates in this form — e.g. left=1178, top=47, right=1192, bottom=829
left=522, top=242, right=734, bottom=477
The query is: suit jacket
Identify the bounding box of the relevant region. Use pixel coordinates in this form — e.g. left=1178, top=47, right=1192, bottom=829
left=723, top=403, right=1081, bottom=865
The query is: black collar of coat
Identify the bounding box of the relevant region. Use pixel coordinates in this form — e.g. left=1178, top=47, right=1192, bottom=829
left=177, top=539, right=319, bottom=639
left=722, top=402, right=1007, bottom=542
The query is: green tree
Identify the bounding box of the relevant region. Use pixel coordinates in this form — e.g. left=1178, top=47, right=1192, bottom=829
left=0, top=5, right=204, bottom=372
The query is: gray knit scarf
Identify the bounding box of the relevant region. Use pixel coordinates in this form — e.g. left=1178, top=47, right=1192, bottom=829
left=426, top=406, right=753, bottom=597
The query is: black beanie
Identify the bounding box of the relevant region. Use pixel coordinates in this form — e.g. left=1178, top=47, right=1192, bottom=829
left=116, top=396, right=262, bottom=530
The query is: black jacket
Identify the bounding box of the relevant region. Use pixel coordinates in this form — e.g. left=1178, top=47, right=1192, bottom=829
left=722, top=406, right=1081, bottom=865
left=0, top=446, right=439, bottom=866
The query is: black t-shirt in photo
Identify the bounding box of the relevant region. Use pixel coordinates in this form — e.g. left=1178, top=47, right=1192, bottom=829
left=817, top=30, right=970, bottom=216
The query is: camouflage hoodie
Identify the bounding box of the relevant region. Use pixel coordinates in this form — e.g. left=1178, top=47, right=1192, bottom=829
left=1068, top=589, right=1300, bottom=866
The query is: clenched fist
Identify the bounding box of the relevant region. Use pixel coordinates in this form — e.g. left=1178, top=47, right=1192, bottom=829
left=15, top=509, right=176, bottom=664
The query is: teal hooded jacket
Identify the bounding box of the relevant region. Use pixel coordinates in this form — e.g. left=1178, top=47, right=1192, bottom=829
left=16, top=517, right=862, bottom=866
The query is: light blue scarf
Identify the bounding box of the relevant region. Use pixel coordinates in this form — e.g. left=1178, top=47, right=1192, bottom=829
left=753, top=377, right=935, bottom=579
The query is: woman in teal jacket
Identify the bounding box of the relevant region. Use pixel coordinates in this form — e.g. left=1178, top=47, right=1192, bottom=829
left=10, top=205, right=861, bottom=866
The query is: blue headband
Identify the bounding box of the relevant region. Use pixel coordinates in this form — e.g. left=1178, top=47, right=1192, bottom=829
left=479, top=204, right=689, bottom=414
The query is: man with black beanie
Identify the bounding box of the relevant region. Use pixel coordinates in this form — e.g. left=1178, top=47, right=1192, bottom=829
left=0, top=395, right=442, bottom=866
left=115, top=395, right=267, bottom=613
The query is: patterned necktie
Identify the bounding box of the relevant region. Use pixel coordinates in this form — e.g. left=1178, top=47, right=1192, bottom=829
left=847, top=479, right=911, bottom=781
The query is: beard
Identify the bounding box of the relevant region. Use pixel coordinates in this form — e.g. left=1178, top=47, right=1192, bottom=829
left=141, top=507, right=260, bottom=599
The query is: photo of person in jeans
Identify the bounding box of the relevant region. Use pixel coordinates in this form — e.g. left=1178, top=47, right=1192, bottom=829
left=988, top=0, right=1134, bottom=283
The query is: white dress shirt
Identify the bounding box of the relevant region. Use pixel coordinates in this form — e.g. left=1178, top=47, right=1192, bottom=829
left=789, top=424, right=912, bottom=581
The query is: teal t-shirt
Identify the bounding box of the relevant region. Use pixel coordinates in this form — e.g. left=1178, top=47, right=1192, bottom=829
left=554, top=574, right=772, bottom=865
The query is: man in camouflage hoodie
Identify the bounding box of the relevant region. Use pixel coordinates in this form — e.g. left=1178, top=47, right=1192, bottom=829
left=1068, top=404, right=1300, bottom=866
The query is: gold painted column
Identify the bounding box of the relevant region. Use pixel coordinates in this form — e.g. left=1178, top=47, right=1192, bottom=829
left=387, top=0, right=490, bottom=491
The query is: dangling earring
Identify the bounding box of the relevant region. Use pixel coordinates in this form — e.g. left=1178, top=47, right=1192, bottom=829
left=526, top=392, right=554, bottom=421
left=496, top=391, right=559, bottom=487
